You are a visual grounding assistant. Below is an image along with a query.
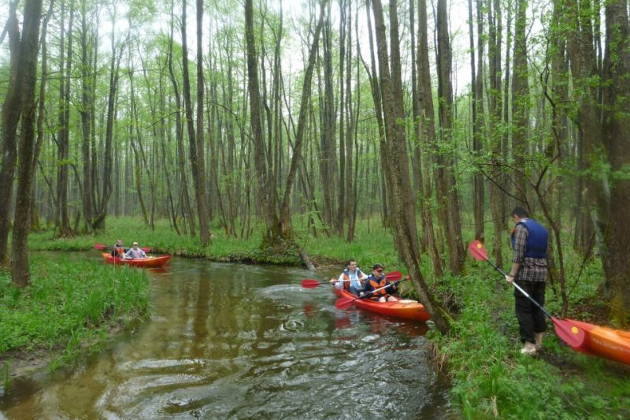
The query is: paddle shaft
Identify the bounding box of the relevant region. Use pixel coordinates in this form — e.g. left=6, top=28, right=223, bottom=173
left=338, top=278, right=404, bottom=308
left=482, top=251, right=554, bottom=320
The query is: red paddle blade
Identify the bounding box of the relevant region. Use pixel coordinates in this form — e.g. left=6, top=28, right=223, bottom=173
left=335, top=297, right=355, bottom=310
left=385, top=271, right=403, bottom=281
left=552, top=318, right=587, bottom=349
left=467, top=240, right=488, bottom=261
left=301, top=279, right=322, bottom=288
left=141, top=247, right=151, bottom=253
left=94, top=243, right=106, bottom=250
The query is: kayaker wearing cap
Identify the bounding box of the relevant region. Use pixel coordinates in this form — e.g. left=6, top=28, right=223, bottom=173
left=125, top=242, right=147, bottom=259
left=362, top=264, right=399, bottom=302
left=111, top=239, right=127, bottom=258
left=329, top=259, right=368, bottom=296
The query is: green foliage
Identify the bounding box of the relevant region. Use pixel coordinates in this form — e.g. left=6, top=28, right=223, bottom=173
left=0, top=256, right=149, bottom=368
left=436, top=258, right=630, bottom=420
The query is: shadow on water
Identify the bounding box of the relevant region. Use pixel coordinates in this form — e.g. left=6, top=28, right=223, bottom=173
left=0, top=253, right=454, bottom=420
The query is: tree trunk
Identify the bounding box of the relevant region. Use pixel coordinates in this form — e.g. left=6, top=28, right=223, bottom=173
left=600, top=0, right=630, bottom=325
left=10, top=0, right=44, bottom=287
left=0, top=2, right=23, bottom=266
left=436, top=0, right=465, bottom=274
left=511, top=0, right=529, bottom=205
left=181, top=0, right=211, bottom=246
left=371, top=0, right=450, bottom=334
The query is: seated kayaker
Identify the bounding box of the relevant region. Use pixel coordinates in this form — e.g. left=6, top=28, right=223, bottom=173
left=125, top=242, right=147, bottom=259
left=362, top=264, right=399, bottom=302
left=329, top=259, right=368, bottom=296
left=111, top=239, right=127, bottom=258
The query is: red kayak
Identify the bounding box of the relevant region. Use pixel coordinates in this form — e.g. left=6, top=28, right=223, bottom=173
left=333, top=287, right=430, bottom=322
left=564, top=319, right=630, bottom=366
left=101, top=252, right=171, bottom=268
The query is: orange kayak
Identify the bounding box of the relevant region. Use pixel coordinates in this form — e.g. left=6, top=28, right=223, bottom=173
left=101, top=252, right=171, bottom=268
left=565, top=319, right=630, bottom=366
left=333, top=287, right=430, bottom=322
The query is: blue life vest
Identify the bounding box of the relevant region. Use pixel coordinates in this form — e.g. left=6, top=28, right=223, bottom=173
left=342, top=268, right=364, bottom=290
left=511, top=219, right=548, bottom=258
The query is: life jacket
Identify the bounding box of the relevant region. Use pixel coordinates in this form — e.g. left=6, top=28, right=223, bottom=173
left=511, top=218, right=548, bottom=258
left=366, top=275, right=388, bottom=298
left=342, top=268, right=364, bottom=290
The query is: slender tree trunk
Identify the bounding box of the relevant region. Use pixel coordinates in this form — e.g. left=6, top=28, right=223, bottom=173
left=0, top=2, right=23, bottom=266
left=10, top=0, right=44, bottom=286
left=436, top=0, right=464, bottom=274
left=416, top=0, right=443, bottom=278
left=371, top=0, right=450, bottom=334
left=511, top=0, right=529, bottom=205
left=181, top=0, right=211, bottom=246
left=487, top=0, right=505, bottom=267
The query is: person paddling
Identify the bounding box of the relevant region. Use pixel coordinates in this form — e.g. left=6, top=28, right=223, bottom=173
left=111, top=239, right=127, bottom=259
left=125, top=242, right=147, bottom=260
left=362, top=264, right=399, bottom=302
left=329, top=259, right=368, bottom=296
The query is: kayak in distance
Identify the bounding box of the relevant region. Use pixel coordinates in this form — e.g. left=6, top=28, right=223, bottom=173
left=101, top=252, right=171, bottom=268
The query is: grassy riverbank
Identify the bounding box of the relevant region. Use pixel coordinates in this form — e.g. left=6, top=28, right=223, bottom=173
left=0, top=254, right=149, bottom=386
left=5, top=216, right=630, bottom=418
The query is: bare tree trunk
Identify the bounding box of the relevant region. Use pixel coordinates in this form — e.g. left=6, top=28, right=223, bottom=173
left=56, top=0, right=75, bottom=237
left=181, top=0, right=211, bottom=246
left=600, top=0, right=630, bottom=325
left=436, top=0, right=464, bottom=274
left=469, top=0, right=485, bottom=241
left=79, top=0, right=94, bottom=232
left=10, top=0, right=44, bottom=287
left=168, top=0, right=195, bottom=237
left=0, top=2, right=23, bottom=266
left=371, top=0, right=450, bottom=334
left=487, top=0, right=505, bottom=267
left=511, top=0, right=529, bottom=205
left=416, top=0, right=443, bottom=278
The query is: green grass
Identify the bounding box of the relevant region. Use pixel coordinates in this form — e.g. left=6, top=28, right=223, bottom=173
left=11, top=216, right=630, bottom=418
left=0, top=254, right=149, bottom=378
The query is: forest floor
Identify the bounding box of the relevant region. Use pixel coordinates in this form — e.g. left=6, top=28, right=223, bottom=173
left=4, top=217, right=630, bottom=419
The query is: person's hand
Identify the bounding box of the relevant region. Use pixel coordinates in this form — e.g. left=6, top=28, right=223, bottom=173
left=505, top=275, right=514, bottom=284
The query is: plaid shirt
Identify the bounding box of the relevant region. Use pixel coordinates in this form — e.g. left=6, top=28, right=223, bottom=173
left=512, top=222, right=548, bottom=282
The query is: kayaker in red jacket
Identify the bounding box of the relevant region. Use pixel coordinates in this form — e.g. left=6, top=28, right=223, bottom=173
left=362, top=264, right=399, bottom=302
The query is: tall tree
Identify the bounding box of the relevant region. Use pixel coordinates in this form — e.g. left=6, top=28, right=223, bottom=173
left=0, top=1, right=23, bottom=266
left=370, top=0, right=450, bottom=333
left=9, top=0, right=45, bottom=286
left=436, top=0, right=465, bottom=274
left=599, top=0, right=630, bottom=325
left=181, top=0, right=211, bottom=246
left=415, top=0, right=443, bottom=278
left=511, top=0, right=529, bottom=204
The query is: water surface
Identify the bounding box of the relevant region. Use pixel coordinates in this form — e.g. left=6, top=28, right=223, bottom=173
left=0, top=254, right=451, bottom=419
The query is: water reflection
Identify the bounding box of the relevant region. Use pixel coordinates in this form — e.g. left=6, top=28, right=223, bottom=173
left=0, top=255, right=451, bottom=419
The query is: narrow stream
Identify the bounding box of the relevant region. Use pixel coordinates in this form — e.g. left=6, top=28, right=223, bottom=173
left=0, top=254, right=452, bottom=419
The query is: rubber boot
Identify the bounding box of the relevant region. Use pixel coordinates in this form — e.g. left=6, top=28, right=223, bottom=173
left=534, top=332, right=544, bottom=351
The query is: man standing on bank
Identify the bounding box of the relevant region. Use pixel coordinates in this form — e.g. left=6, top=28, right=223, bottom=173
left=505, top=206, right=549, bottom=355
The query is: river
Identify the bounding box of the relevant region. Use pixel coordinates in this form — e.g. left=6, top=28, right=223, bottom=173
left=0, top=254, right=452, bottom=419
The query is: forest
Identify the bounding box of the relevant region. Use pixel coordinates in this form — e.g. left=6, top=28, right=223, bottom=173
left=1, top=0, right=630, bottom=417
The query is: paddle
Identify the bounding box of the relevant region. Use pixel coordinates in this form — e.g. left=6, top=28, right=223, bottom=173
left=467, top=240, right=585, bottom=348
left=334, top=277, right=409, bottom=310
left=94, top=243, right=152, bottom=253
left=301, top=271, right=403, bottom=289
